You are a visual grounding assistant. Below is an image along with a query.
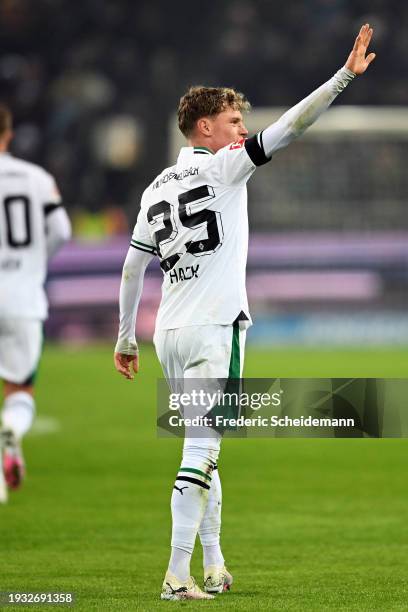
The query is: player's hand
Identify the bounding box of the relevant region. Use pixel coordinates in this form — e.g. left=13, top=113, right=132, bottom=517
left=114, top=352, right=139, bottom=380
left=345, top=23, right=376, bottom=75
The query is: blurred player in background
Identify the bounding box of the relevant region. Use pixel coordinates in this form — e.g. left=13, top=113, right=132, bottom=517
left=115, top=25, right=375, bottom=600
left=0, top=105, right=71, bottom=502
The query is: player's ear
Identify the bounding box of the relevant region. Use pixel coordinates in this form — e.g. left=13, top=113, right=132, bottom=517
left=196, top=117, right=212, bottom=137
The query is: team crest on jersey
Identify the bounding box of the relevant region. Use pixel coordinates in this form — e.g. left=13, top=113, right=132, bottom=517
left=229, top=138, right=245, bottom=150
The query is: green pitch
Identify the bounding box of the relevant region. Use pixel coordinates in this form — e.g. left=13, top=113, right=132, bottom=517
left=2, top=344, right=408, bottom=611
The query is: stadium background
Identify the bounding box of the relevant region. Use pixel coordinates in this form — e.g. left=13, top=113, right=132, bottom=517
left=2, top=1, right=408, bottom=610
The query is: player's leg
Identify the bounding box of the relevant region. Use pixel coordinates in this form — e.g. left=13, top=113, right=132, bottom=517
left=0, top=405, right=6, bottom=504
left=2, top=381, right=34, bottom=489
left=3, top=380, right=35, bottom=441
left=154, top=327, right=220, bottom=600
left=170, top=324, right=231, bottom=579
left=0, top=319, right=42, bottom=490
left=199, top=465, right=227, bottom=585
left=169, top=434, right=220, bottom=578
left=154, top=329, right=210, bottom=599
left=199, top=323, right=246, bottom=593
left=172, top=324, right=241, bottom=595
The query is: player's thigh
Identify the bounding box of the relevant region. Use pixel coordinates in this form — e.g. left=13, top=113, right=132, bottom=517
left=0, top=318, right=42, bottom=386
left=153, top=328, right=184, bottom=385
left=178, top=324, right=245, bottom=379
left=238, top=327, right=246, bottom=377
left=179, top=325, right=239, bottom=452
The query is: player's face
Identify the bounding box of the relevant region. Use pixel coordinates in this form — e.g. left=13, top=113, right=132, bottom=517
left=208, top=108, right=248, bottom=152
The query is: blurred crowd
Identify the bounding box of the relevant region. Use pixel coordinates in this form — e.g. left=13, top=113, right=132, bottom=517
left=0, top=0, right=406, bottom=229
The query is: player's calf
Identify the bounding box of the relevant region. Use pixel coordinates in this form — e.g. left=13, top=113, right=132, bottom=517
left=0, top=439, right=8, bottom=503
left=1, top=428, right=25, bottom=490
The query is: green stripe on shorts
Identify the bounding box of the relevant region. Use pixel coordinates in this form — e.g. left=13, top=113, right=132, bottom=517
left=178, top=467, right=212, bottom=482
left=228, top=321, right=240, bottom=379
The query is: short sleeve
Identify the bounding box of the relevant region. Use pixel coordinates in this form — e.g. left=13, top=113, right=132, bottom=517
left=130, top=207, right=157, bottom=256
left=209, top=136, right=271, bottom=187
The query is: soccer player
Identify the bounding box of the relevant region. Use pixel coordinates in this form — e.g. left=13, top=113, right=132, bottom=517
left=114, top=25, right=375, bottom=600
left=0, top=105, right=71, bottom=502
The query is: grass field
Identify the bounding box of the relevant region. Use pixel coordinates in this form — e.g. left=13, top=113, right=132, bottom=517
left=2, top=344, right=408, bottom=611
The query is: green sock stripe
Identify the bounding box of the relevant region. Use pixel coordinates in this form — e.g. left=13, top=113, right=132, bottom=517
left=178, top=467, right=212, bottom=482
left=228, top=322, right=240, bottom=379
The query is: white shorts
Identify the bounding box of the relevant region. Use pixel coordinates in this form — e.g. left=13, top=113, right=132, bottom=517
left=0, top=318, right=43, bottom=385
left=154, top=323, right=246, bottom=450
left=153, top=323, right=246, bottom=381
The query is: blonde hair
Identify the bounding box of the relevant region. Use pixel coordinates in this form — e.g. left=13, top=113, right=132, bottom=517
left=178, top=86, right=250, bottom=137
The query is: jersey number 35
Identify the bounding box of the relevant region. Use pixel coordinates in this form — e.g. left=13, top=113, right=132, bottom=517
left=147, top=185, right=223, bottom=272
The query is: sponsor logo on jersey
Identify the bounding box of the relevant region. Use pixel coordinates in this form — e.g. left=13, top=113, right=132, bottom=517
left=229, top=138, right=245, bottom=150
left=153, top=167, right=199, bottom=190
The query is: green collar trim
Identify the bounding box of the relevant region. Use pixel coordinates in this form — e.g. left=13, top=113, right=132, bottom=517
left=193, top=146, right=214, bottom=155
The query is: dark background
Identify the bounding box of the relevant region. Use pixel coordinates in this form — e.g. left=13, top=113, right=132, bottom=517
left=1, top=0, right=406, bottom=344
left=0, top=0, right=404, bottom=220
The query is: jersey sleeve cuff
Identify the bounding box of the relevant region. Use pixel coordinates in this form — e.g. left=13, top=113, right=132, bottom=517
left=115, top=338, right=139, bottom=355
left=130, top=239, right=157, bottom=255
left=44, top=203, right=63, bottom=216
left=244, top=133, right=272, bottom=167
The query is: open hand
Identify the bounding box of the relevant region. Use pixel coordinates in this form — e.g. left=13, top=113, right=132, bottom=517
left=114, top=352, right=139, bottom=380
left=345, top=24, right=376, bottom=75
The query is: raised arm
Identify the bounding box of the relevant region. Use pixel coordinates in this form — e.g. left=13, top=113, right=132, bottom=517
left=260, top=24, right=375, bottom=157
left=114, top=246, right=153, bottom=380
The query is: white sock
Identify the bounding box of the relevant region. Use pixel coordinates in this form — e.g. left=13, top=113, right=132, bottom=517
left=168, top=547, right=191, bottom=582
left=2, top=392, right=35, bottom=440
left=169, top=444, right=219, bottom=580
left=203, top=544, right=224, bottom=568
left=199, top=468, right=225, bottom=568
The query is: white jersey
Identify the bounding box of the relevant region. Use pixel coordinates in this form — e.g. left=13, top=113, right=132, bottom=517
left=117, top=66, right=355, bottom=352
left=0, top=152, right=62, bottom=320
left=131, top=136, right=270, bottom=330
